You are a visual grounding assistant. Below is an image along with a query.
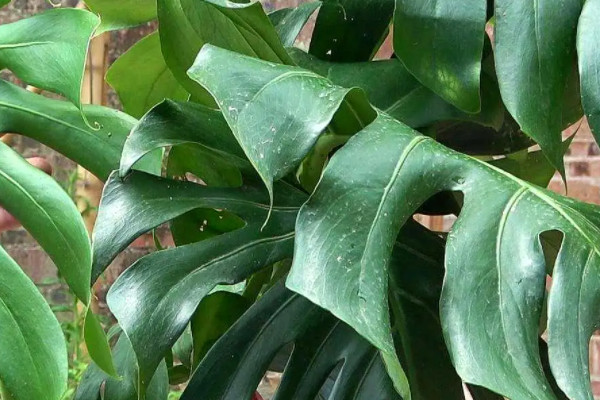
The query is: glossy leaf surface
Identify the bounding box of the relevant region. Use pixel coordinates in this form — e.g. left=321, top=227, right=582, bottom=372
left=494, top=0, right=583, bottom=176
left=393, top=0, right=487, bottom=112
left=0, top=8, right=98, bottom=110
left=119, top=100, right=246, bottom=177
left=158, top=0, right=292, bottom=103
left=0, top=245, right=67, bottom=400
left=189, top=45, right=373, bottom=202
left=101, top=172, right=302, bottom=389
left=194, top=50, right=600, bottom=399
left=0, top=141, right=91, bottom=303
left=577, top=0, right=600, bottom=143
left=0, top=80, right=142, bottom=181
left=309, top=0, right=394, bottom=62
left=106, top=32, right=188, bottom=119
left=84, top=0, right=156, bottom=32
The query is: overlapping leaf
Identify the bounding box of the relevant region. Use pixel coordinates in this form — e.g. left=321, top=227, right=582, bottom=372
left=0, top=80, right=157, bottom=181
left=577, top=0, right=600, bottom=142
left=182, top=281, right=401, bottom=400
left=158, top=0, right=293, bottom=104
left=393, top=0, right=487, bottom=113
left=95, top=171, right=304, bottom=389
left=192, top=47, right=600, bottom=399
left=289, top=48, right=504, bottom=131
left=0, top=8, right=98, bottom=111
left=494, top=0, right=583, bottom=176
left=106, top=32, right=188, bottom=119
left=188, top=45, right=374, bottom=204
left=83, top=0, right=156, bottom=32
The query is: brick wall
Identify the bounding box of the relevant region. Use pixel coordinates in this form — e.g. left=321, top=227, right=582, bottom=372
left=2, top=1, right=600, bottom=398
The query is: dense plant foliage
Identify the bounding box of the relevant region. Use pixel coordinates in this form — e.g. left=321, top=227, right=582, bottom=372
left=2, top=0, right=600, bottom=399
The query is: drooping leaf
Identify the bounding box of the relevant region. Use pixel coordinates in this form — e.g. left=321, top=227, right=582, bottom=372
left=269, top=1, right=321, bottom=47
left=0, top=8, right=99, bottom=111
left=393, top=0, right=487, bottom=112
left=577, top=0, right=600, bottom=143
left=289, top=48, right=504, bottom=130
left=0, top=141, right=91, bottom=303
left=309, top=0, right=394, bottom=62
left=158, top=0, right=293, bottom=104
left=494, top=0, right=583, bottom=176
left=119, top=100, right=246, bottom=177
left=0, top=0, right=9, bottom=8
left=190, top=291, right=250, bottom=367
left=182, top=281, right=401, bottom=400
left=196, top=51, right=600, bottom=399
left=92, top=170, right=302, bottom=281
left=188, top=45, right=374, bottom=204
left=83, top=308, right=118, bottom=377
left=0, top=80, right=159, bottom=181
left=0, top=245, right=67, bottom=400
left=75, top=334, right=169, bottom=400
left=102, top=172, right=301, bottom=390
left=106, top=32, right=188, bottom=119
left=83, top=0, right=156, bottom=32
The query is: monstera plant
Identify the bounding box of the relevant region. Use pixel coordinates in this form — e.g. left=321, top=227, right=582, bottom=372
left=2, top=0, right=600, bottom=399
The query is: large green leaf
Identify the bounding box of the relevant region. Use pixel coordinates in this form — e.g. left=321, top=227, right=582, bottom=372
left=269, top=1, right=322, bottom=47
left=0, top=80, right=145, bottom=181
left=289, top=48, right=504, bottom=130
left=83, top=0, right=156, bottom=32
left=106, top=32, right=188, bottom=119
left=309, top=0, right=394, bottom=62
left=0, top=8, right=98, bottom=112
left=119, top=100, right=246, bottom=177
left=494, top=0, right=583, bottom=176
left=100, top=172, right=301, bottom=391
left=195, top=49, right=600, bottom=399
left=92, top=171, right=302, bottom=281
left=577, top=0, right=600, bottom=143
left=0, top=141, right=91, bottom=303
left=393, top=0, right=487, bottom=113
left=75, top=334, right=169, bottom=400
left=188, top=45, right=374, bottom=204
left=0, top=245, right=67, bottom=400
left=158, top=0, right=292, bottom=104
left=182, top=281, right=401, bottom=400
left=290, top=112, right=600, bottom=399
